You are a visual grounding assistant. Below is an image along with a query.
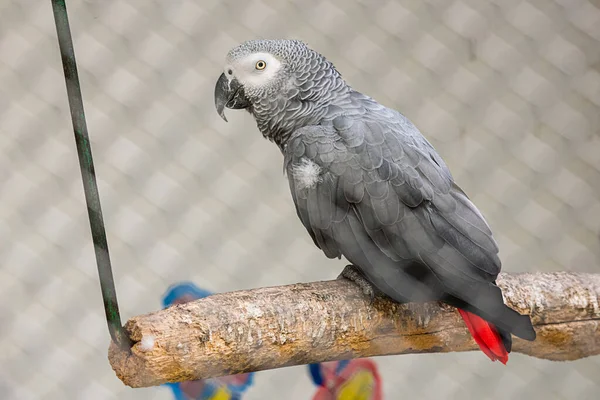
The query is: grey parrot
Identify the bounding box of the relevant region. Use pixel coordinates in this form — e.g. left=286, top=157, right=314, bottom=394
left=214, top=39, right=536, bottom=363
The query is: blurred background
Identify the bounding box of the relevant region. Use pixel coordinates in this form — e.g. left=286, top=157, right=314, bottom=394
left=1, top=0, right=599, bottom=399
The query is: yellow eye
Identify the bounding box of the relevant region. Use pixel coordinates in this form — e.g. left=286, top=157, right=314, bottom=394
left=255, top=60, right=267, bottom=70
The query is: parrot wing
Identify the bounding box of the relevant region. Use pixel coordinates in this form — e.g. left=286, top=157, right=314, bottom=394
left=284, top=107, right=535, bottom=340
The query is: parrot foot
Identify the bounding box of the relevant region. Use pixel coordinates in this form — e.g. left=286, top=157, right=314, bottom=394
left=338, top=265, right=376, bottom=303
left=405, top=302, right=433, bottom=329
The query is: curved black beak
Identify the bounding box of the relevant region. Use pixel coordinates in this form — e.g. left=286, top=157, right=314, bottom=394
left=214, top=73, right=251, bottom=122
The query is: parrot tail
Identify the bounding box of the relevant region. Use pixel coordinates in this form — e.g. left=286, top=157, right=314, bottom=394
left=457, top=309, right=509, bottom=365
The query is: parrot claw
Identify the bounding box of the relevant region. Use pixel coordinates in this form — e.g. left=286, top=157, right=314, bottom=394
left=405, top=302, right=432, bottom=329
left=338, top=265, right=376, bottom=304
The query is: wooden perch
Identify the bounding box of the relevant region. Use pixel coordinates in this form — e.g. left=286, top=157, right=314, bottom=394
left=109, top=272, right=600, bottom=388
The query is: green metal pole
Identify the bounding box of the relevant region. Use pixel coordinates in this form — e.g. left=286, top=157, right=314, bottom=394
left=51, top=0, right=131, bottom=350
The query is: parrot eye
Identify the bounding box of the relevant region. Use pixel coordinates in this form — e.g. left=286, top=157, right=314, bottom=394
left=255, top=60, right=267, bottom=70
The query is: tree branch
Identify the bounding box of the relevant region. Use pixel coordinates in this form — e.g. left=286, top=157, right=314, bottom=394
left=108, top=272, right=600, bottom=388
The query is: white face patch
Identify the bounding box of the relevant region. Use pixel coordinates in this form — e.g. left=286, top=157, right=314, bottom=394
left=224, top=52, right=282, bottom=91
left=292, top=158, right=322, bottom=190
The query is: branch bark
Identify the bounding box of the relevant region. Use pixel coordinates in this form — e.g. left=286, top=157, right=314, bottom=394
left=109, top=272, right=600, bottom=388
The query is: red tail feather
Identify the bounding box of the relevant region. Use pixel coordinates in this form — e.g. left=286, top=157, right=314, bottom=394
left=457, top=309, right=509, bottom=365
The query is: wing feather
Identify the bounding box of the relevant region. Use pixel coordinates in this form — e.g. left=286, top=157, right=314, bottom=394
left=285, top=111, right=502, bottom=291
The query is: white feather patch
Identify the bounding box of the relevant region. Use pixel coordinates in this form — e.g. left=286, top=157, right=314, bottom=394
left=292, top=158, right=322, bottom=190
left=227, top=53, right=282, bottom=90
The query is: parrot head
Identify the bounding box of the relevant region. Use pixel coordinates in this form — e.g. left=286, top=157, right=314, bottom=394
left=214, top=39, right=346, bottom=143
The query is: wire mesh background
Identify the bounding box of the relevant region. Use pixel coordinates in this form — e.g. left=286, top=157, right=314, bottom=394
left=1, top=0, right=600, bottom=399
